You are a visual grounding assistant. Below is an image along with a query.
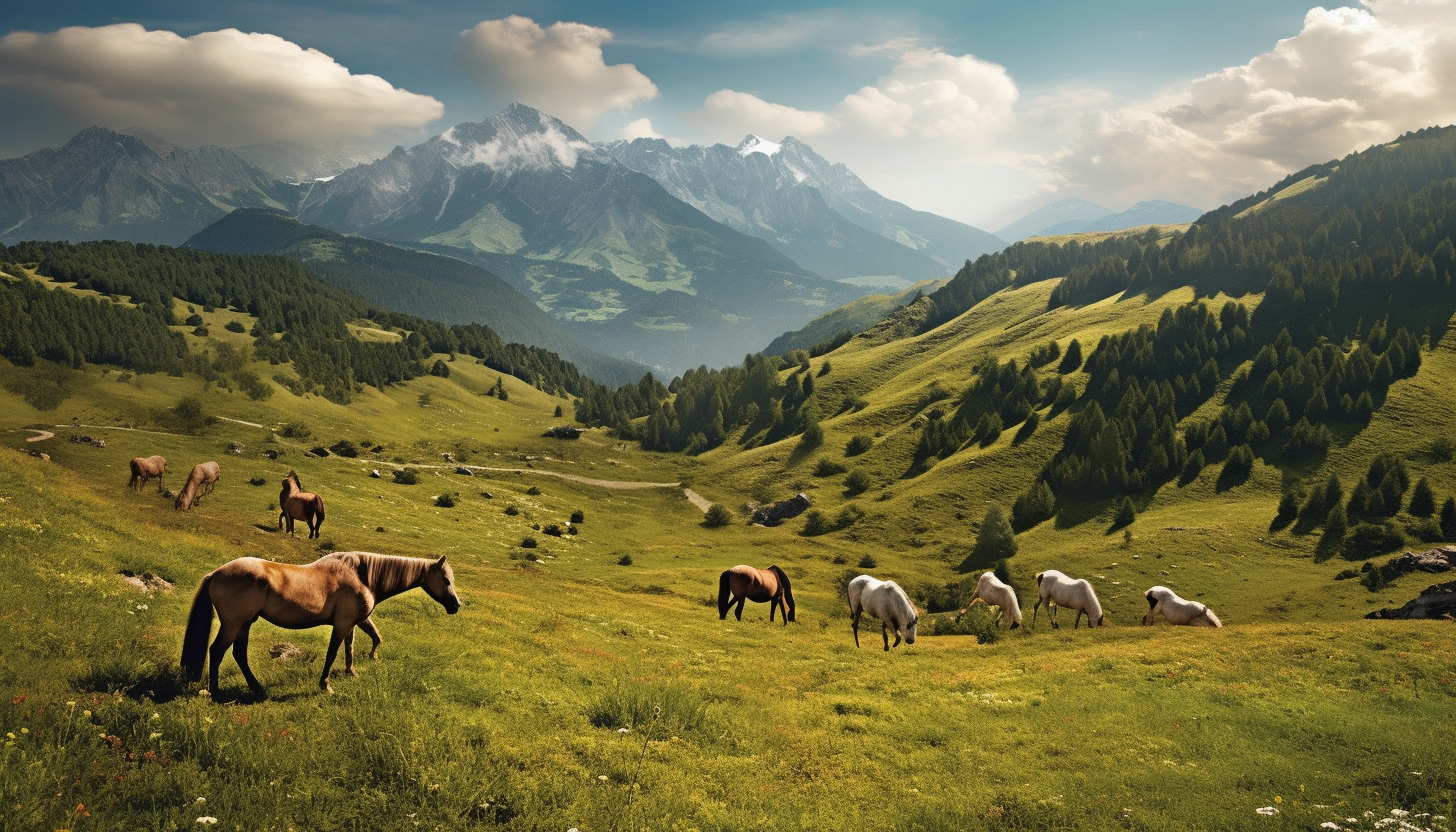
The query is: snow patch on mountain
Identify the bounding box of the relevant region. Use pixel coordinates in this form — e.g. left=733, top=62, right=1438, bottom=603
left=737, top=135, right=781, bottom=157
left=441, top=123, right=593, bottom=174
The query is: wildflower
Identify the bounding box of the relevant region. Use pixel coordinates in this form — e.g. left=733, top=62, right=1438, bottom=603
left=151, top=712, right=160, bottom=720
left=196, top=817, right=218, bottom=825
left=1321, top=824, right=1340, bottom=830
left=617, top=727, right=630, bottom=735
left=1256, top=807, right=1280, bottom=816
left=83, top=710, right=91, bottom=717
left=598, top=775, right=609, bottom=782
left=67, top=701, right=76, bottom=707
left=150, top=732, right=162, bottom=740
left=195, top=797, right=207, bottom=804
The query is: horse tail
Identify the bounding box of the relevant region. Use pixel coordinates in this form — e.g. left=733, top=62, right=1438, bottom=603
left=315, top=498, right=325, bottom=527
left=768, top=565, right=795, bottom=621
left=1203, top=607, right=1223, bottom=628
left=717, top=570, right=732, bottom=619
left=181, top=574, right=216, bottom=681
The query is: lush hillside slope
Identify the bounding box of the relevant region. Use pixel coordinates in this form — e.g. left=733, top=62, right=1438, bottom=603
left=185, top=209, right=649, bottom=387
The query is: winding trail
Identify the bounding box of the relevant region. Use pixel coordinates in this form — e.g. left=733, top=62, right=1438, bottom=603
left=23, top=429, right=54, bottom=442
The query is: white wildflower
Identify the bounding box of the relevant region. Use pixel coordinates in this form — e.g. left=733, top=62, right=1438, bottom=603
left=196, top=818, right=218, bottom=825
left=1256, top=806, right=1280, bottom=816
left=1321, top=823, right=1341, bottom=830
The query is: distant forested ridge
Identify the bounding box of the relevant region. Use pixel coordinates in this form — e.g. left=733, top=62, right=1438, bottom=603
left=0, top=240, right=630, bottom=405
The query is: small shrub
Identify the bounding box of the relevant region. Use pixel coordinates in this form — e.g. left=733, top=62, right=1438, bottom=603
left=392, top=468, right=419, bottom=485
left=857, top=554, right=877, bottom=569
left=702, top=504, right=733, bottom=527
left=802, top=510, right=830, bottom=536
left=436, top=493, right=456, bottom=508
left=1342, top=521, right=1406, bottom=560
left=247, top=476, right=266, bottom=486
left=845, top=435, right=874, bottom=456
left=814, top=457, right=848, bottom=477
left=544, top=524, right=563, bottom=537
left=570, top=509, right=585, bottom=524
left=1111, top=497, right=1136, bottom=529
left=526, top=485, right=542, bottom=496
left=329, top=439, right=360, bottom=458
left=521, top=537, right=538, bottom=549
left=844, top=469, right=871, bottom=496
left=1430, top=436, right=1456, bottom=463
left=279, top=421, right=312, bottom=439
left=504, top=504, right=519, bottom=516
left=225, top=320, right=246, bottom=333
left=617, top=554, right=633, bottom=566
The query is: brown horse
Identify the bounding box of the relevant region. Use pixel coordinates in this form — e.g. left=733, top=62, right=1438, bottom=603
left=128, top=455, right=167, bottom=492
left=278, top=470, right=325, bottom=538
left=181, top=551, right=460, bottom=697
left=175, top=461, right=220, bottom=510
left=717, top=564, right=796, bottom=624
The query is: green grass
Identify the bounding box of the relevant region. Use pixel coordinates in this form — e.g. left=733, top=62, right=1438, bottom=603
left=3, top=278, right=1456, bottom=829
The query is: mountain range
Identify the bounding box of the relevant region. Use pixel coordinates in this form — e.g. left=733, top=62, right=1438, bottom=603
left=995, top=197, right=1202, bottom=241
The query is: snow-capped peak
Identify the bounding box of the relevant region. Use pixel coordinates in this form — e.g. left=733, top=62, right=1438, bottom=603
left=737, top=135, right=781, bottom=158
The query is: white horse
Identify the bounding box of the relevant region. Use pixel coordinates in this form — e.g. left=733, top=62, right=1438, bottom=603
left=1032, top=569, right=1105, bottom=629
left=1143, top=585, right=1222, bottom=627
left=847, top=575, right=919, bottom=651
left=954, top=571, right=1022, bottom=629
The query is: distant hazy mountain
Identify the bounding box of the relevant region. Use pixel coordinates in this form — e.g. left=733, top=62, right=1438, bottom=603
left=605, top=134, right=1005, bottom=285
left=229, top=140, right=381, bottom=183
left=1036, top=200, right=1203, bottom=236
left=292, top=103, right=861, bottom=373
left=185, top=209, right=648, bottom=386
left=994, top=197, right=1113, bottom=242
left=762, top=278, right=948, bottom=356
left=602, top=135, right=948, bottom=288
left=0, top=126, right=298, bottom=245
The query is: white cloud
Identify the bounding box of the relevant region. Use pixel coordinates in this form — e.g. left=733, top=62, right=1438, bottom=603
left=439, top=121, right=593, bottom=174
left=686, top=90, right=839, bottom=139
left=1041, top=0, right=1456, bottom=209
left=699, top=11, right=916, bottom=58
left=456, top=16, right=658, bottom=128
left=622, top=118, right=662, bottom=140
left=0, top=24, right=442, bottom=148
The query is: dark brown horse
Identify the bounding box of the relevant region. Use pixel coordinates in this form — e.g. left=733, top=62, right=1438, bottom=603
left=181, top=551, right=460, bottom=697
left=718, top=564, right=796, bottom=624
left=128, top=455, right=167, bottom=492
left=175, top=461, right=220, bottom=510
left=279, top=470, right=325, bottom=538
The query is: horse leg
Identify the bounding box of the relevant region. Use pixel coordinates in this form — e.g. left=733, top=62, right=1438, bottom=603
left=320, top=625, right=348, bottom=692
left=358, top=617, right=383, bottom=659
left=343, top=628, right=357, bottom=677
left=207, top=619, right=247, bottom=697
left=231, top=622, right=265, bottom=695
left=1032, top=598, right=1041, bottom=630
left=733, top=597, right=747, bottom=621
left=881, top=621, right=892, bottom=651
left=851, top=609, right=862, bottom=648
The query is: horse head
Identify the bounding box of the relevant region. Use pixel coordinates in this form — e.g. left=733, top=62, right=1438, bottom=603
left=422, top=556, right=461, bottom=614
left=902, top=612, right=918, bottom=645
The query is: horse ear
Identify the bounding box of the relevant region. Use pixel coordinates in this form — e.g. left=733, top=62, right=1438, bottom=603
left=435, top=555, right=447, bottom=568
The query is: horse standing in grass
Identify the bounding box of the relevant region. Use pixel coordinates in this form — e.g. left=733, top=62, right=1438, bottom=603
left=847, top=575, right=918, bottom=651
left=278, top=470, right=326, bottom=539
left=1143, top=585, right=1223, bottom=627
left=1033, top=569, right=1105, bottom=629
left=128, top=456, right=167, bottom=492
left=175, top=461, right=220, bottom=510
left=717, top=564, right=796, bottom=624
left=955, top=571, right=1022, bottom=629
left=181, top=551, right=460, bottom=697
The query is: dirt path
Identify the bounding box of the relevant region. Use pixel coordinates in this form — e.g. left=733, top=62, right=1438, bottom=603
left=683, top=488, right=712, bottom=513
left=23, top=429, right=54, bottom=442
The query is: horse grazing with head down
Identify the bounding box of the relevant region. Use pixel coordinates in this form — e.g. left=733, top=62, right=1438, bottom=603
left=278, top=470, right=325, bottom=538
left=128, top=456, right=167, bottom=492
left=1033, top=569, right=1105, bottom=630
left=847, top=574, right=918, bottom=651
left=718, top=564, right=796, bottom=624
left=1143, top=585, right=1222, bottom=627
left=181, top=551, right=460, bottom=697
left=175, top=461, right=220, bottom=511
left=955, top=571, right=1022, bottom=629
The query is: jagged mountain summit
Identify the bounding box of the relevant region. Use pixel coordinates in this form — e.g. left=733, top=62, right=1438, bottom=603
left=0, top=126, right=298, bottom=245
left=292, top=103, right=862, bottom=373
left=602, top=133, right=1006, bottom=288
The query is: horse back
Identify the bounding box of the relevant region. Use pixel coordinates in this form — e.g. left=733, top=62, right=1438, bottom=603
left=210, top=556, right=370, bottom=628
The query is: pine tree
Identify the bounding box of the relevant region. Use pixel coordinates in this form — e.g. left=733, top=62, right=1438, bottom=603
left=970, top=505, right=1018, bottom=566
left=1409, top=477, right=1436, bottom=516
left=1112, top=497, right=1136, bottom=529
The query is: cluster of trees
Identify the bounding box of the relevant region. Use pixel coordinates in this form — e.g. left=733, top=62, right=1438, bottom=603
left=1, top=241, right=613, bottom=406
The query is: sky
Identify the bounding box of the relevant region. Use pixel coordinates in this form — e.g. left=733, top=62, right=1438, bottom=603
left=2, top=0, right=1454, bottom=231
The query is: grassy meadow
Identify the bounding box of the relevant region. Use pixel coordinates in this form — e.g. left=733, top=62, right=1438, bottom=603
left=2, top=278, right=1456, bottom=831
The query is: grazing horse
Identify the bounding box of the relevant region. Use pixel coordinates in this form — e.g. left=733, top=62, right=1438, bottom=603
left=955, top=571, right=1023, bottom=629
left=1143, top=585, right=1223, bottom=627
left=181, top=551, right=460, bottom=697
left=128, top=456, right=167, bottom=492
left=1032, top=569, right=1105, bottom=630
left=847, top=575, right=919, bottom=651
left=278, top=470, right=326, bottom=539
left=175, top=461, right=220, bottom=510
left=718, top=564, right=796, bottom=624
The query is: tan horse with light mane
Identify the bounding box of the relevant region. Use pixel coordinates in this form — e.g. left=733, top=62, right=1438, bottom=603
left=278, top=470, right=325, bottom=538
left=181, top=551, right=460, bottom=697
left=175, top=461, right=220, bottom=510
left=128, top=456, right=167, bottom=492
left=718, top=564, right=796, bottom=624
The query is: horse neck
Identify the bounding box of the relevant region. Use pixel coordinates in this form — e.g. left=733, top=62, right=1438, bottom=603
left=360, top=554, right=428, bottom=601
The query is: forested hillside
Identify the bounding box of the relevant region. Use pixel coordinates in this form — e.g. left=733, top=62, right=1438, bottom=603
left=0, top=241, right=626, bottom=406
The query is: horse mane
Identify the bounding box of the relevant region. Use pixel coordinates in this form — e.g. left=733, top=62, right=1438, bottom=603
left=286, top=470, right=303, bottom=491
left=345, top=553, right=433, bottom=602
